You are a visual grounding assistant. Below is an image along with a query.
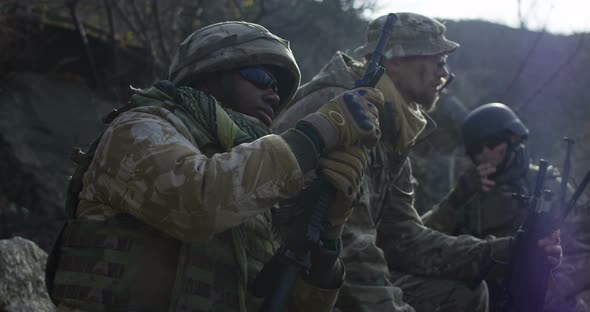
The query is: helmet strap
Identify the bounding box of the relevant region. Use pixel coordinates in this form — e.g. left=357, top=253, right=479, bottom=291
left=490, top=137, right=526, bottom=181
left=492, top=144, right=530, bottom=186
left=495, top=139, right=513, bottom=175
left=213, top=72, right=236, bottom=110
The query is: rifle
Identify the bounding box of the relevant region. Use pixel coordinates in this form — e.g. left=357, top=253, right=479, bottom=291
left=558, top=166, right=590, bottom=225
left=559, top=137, right=575, bottom=206
left=252, top=13, right=398, bottom=312
left=505, top=159, right=554, bottom=312
left=504, top=146, right=590, bottom=312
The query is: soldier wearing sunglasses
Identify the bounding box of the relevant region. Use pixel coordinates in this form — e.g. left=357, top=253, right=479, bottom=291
left=45, top=21, right=384, bottom=311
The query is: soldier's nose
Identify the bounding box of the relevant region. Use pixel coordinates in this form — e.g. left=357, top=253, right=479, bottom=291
left=263, top=91, right=280, bottom=112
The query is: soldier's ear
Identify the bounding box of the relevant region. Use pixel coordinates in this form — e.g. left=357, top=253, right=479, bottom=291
left=382, top=57, right=403, bottom=76
left=193, top=72, right=227, bottom=99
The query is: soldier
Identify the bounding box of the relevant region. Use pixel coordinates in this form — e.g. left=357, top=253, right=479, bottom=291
left=44, top=21, right=384, bottom=311
left=422, top=102, right=533, bottom=311
left=423, top=103, right=532, bottom=238
left=273, top=13, right=562, bottom=312
left=423, top=103, right=589, bottom=312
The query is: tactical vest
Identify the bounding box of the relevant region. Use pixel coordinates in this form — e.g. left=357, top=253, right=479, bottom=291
left=46, top=90, right=277, bottom=312
left=457, top=157, right=532, bottom=238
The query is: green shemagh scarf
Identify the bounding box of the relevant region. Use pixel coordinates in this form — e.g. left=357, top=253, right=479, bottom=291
left=175, top=86, right=270, bottom=150
left=132, top=82, right=270, bottom=151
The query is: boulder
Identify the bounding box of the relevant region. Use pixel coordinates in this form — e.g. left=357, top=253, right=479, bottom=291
left=0, top=237, right=55, bottom=312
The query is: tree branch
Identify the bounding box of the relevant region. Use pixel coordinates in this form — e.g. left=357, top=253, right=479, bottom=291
left=128, top=0, right=150, bottom=43
left=111, top=0, right=162, bottom=78
left=231, top=0, right=246, bottom=19
left=252, top=0, right=266, bottom=23
left=151, top=0, right=171, bottom=64
left=515, top=33, right=587, bottom=112
left=111, top=0, right=148, bottom=46
left=102, top=0, right=118, bottom=69
left=66, top=0, right=101, bottom=89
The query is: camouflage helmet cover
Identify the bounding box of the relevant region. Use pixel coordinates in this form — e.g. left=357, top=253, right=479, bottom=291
left=168, top=21, right=301, bottom=110
left=461, top=102, right=529, bottom=154
left=355, top=12, right=460, bottom=58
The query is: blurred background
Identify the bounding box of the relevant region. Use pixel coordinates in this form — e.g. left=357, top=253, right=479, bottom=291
left=0, top=0, right=588, bottom=251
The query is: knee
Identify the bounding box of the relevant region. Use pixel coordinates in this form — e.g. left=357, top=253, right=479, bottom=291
left=444, top=280, right=489, bottom=312
left=468, top=281, right=489, bottom=312
left=421, top=280, right=490, bottom=312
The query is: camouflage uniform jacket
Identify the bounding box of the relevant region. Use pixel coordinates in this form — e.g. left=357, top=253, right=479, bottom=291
left=273, top=52, right=512, bottom=312
left=424, top=161, right=590, bottom=311
left=422, top=161, right=575, bottom=238
left=78, top=105, right=303, bottom=242
left=423, top=159, right=532, bottom=238
left=69, top=86, right=339, bottom=311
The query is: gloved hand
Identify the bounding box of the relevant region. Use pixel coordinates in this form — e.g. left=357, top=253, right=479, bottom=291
left=297, top=87, right=383, bottom=151
left=318, top=146, right=368, bottom=239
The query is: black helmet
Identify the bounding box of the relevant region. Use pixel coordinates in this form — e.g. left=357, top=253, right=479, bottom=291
left=462, top=103, right=529, bottom=155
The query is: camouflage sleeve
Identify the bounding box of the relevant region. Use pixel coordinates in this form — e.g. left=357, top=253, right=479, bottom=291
left=421, top=186, right=466, bottom=234
left=377, top=160, right=512, bottom=282
left=271, top=86, right=347, bottom=133
left=79, top=106, right=304, bottom=242
left=337, top=220, right=416, bottom=312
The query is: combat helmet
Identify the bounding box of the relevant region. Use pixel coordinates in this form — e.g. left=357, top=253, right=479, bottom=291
left=462, top=103, right=529, bottom=156
left=168, top=21, right=301, bottom=111
left=355, top=12, right=459, bottom=58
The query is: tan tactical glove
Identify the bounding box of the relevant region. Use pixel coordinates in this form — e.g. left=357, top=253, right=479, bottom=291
left=297, top=87, right=383, bottom=150
left=318, top=146, right=368, bottom=239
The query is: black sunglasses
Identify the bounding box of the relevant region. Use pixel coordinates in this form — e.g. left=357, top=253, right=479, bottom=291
left=238, top=67, right=279, bottom=94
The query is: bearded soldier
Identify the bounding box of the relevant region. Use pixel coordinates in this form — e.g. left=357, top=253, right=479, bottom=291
left=44, top=21, right=384, bottom=311
left=273, top=13, right=562, bottom=312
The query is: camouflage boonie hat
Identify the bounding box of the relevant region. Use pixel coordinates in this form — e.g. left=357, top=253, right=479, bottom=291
left=168, top=21, right=301, bottom=110
left=355, top=12, right=459, bottom=58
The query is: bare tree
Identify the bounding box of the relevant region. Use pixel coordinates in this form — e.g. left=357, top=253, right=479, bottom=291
left=1, top=0, right=374, bottom=86
left=517, top=0, right=526, bottom=29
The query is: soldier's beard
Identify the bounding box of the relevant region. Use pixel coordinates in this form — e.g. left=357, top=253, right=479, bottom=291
left=409, top=67, right=442, bottom=112
left=415, top=91, right=439, bottom=112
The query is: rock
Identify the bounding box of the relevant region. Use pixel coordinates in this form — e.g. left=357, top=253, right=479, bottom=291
left=0, top=72, right=114, bottom=251
left=0, top=237, right=55, bottom=312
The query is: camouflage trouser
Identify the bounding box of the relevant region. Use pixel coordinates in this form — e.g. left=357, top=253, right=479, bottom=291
left=544, top=265, right=590, bottom=312
left=333, top=281, right=416, bottom=312
left=545, top=295, right=589, bottom=312
left=57, top=303, right=87, bottom=312
left=391, top=274, right=489, bottom=312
